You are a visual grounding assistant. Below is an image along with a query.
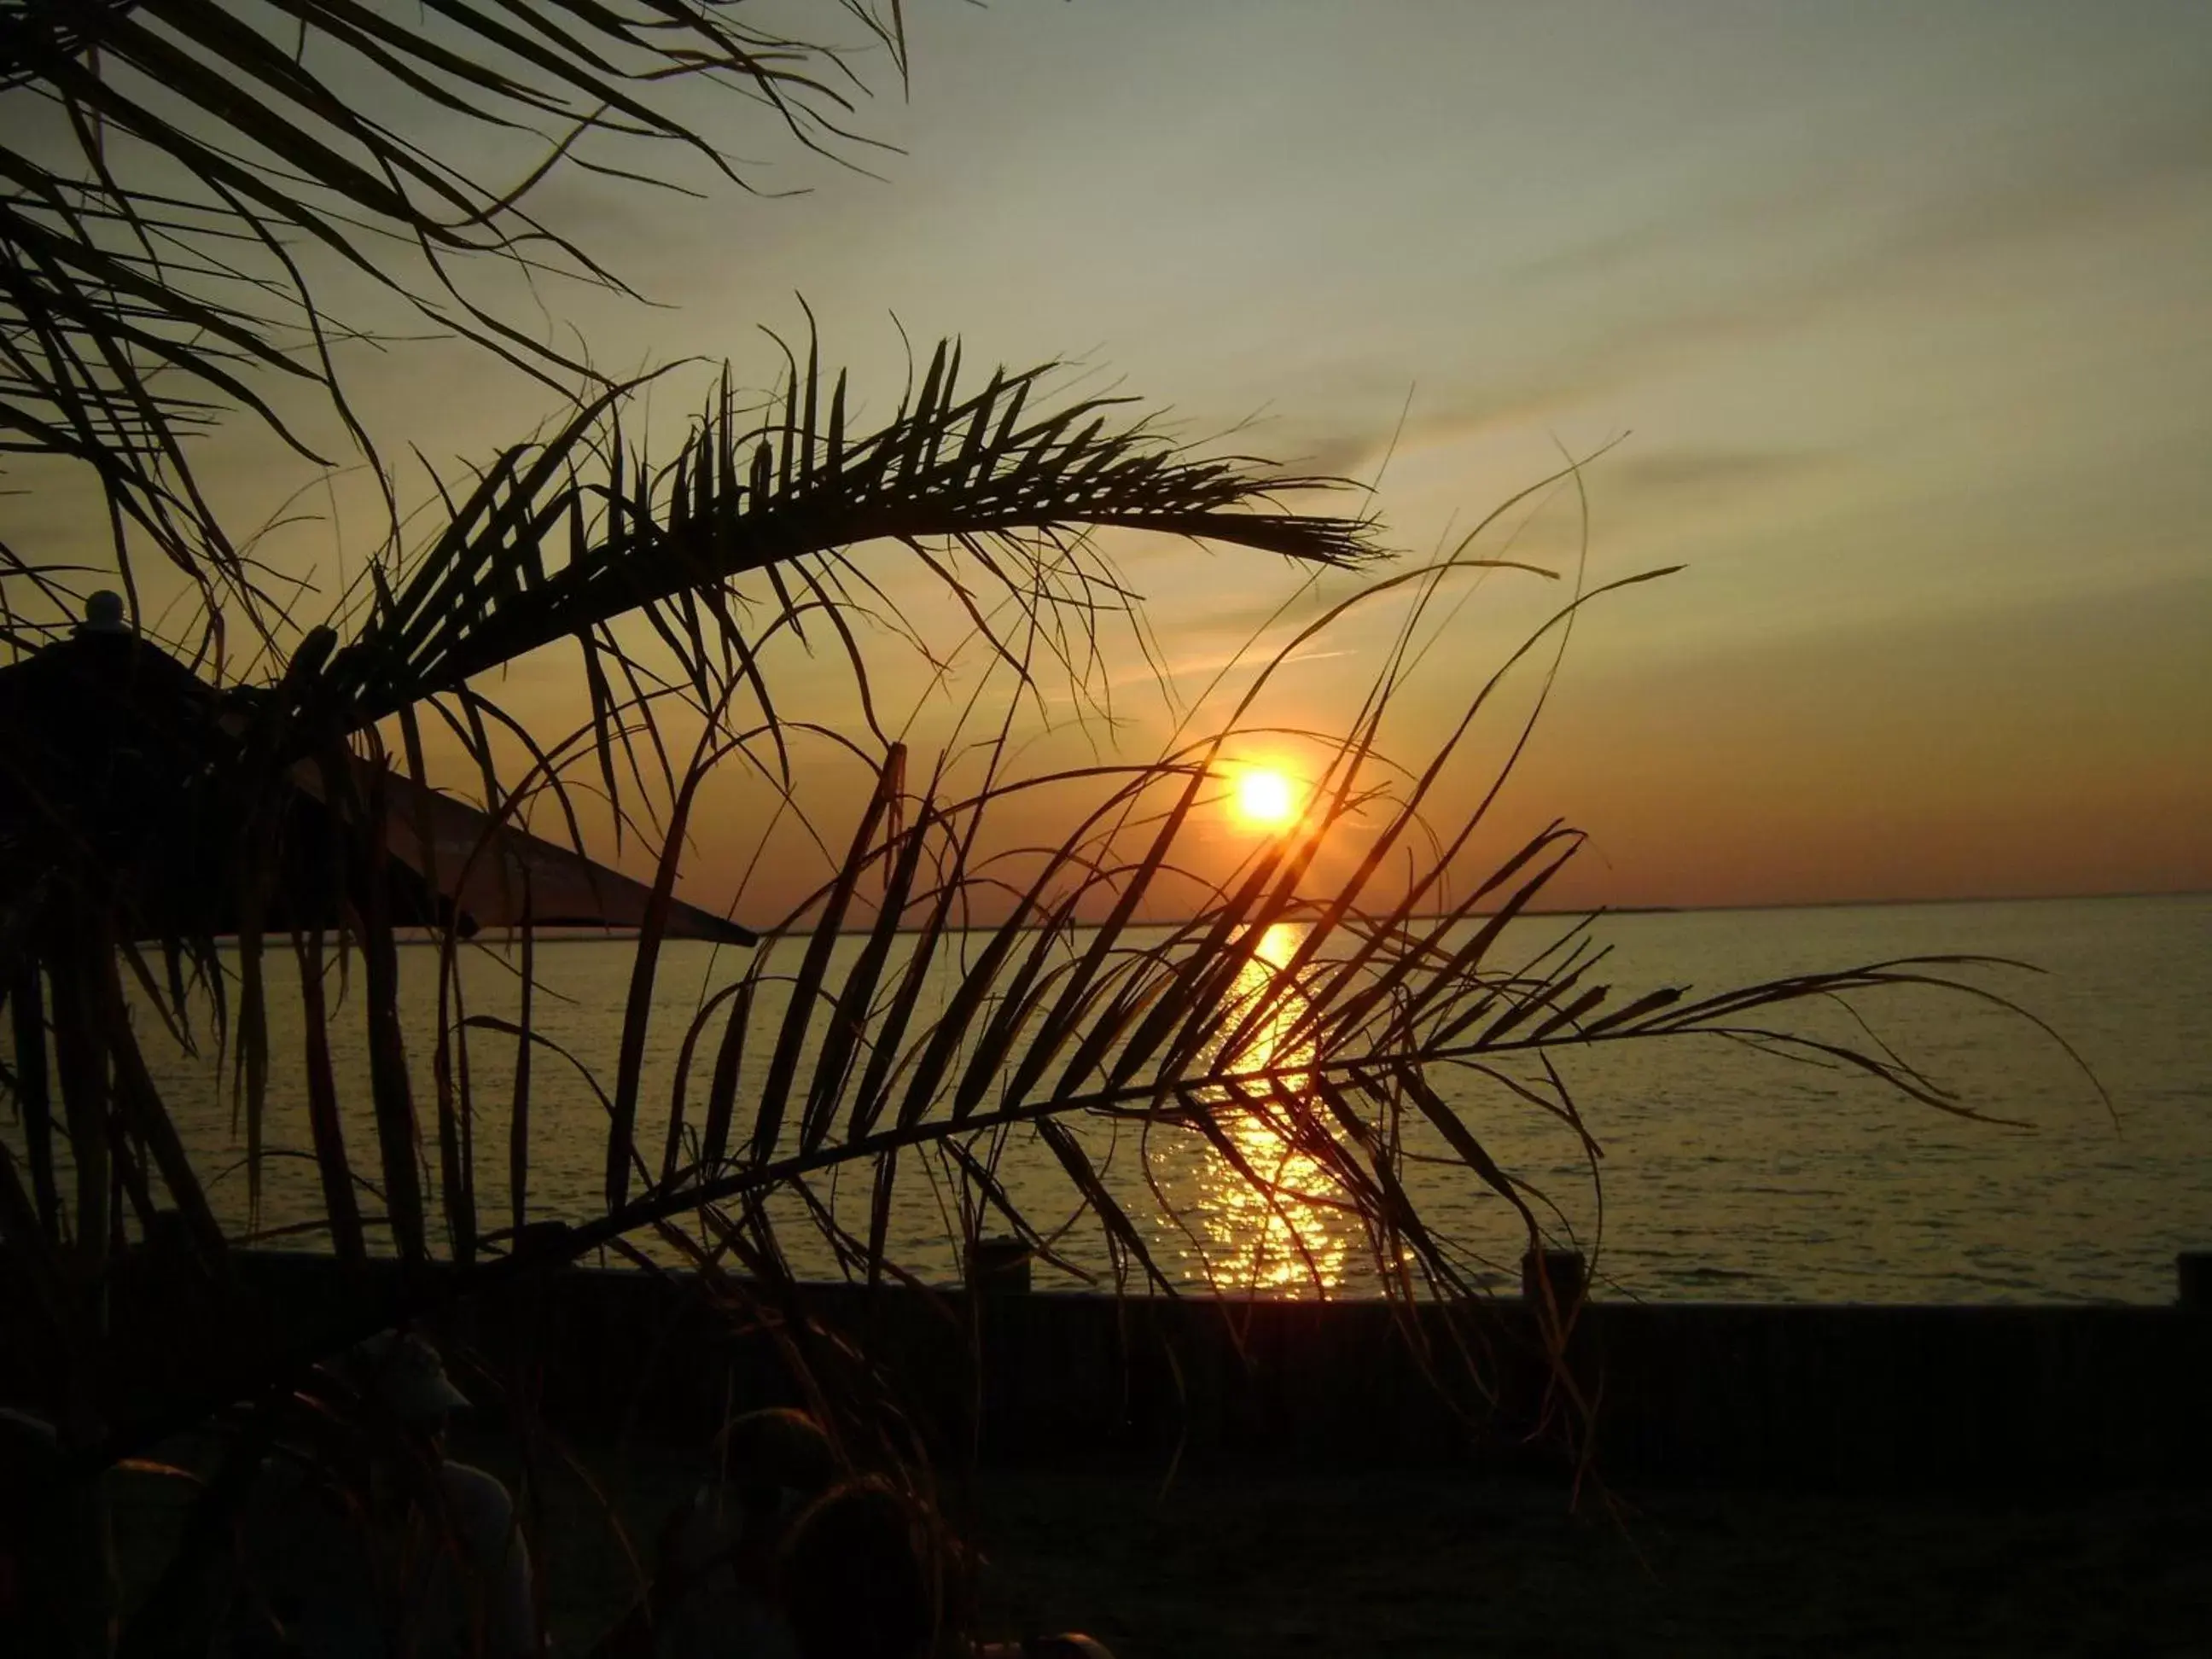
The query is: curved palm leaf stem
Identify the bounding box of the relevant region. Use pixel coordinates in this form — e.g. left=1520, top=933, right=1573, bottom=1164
left=575, top=972, right=2021, bottom=1260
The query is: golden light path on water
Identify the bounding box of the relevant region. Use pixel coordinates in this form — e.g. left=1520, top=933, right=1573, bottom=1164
left=63, top=900, right=2210, bottom=1303
left=1185, top=920, right=1354, bottom=1293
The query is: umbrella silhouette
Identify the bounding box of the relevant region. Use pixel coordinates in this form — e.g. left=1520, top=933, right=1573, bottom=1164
left=0, top=593, right=754, bottom=946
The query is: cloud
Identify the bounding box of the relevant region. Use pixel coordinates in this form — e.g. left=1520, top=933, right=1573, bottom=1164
left=1443, top=102, right=2212, bottom=433
left=1592, top=447, right=1838, bottom=502
left=1279, top=428, right=1394, bottom=482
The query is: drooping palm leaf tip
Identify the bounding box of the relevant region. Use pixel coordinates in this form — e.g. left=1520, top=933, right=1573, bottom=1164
left=0, top=0, right=902, bottom=584
left=320, top=346, right=1381, bottom=728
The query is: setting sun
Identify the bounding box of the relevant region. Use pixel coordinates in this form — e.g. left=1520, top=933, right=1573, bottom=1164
left=1233, top=766, right=1300, bottom=830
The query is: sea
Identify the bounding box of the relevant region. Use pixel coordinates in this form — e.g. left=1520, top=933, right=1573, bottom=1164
left=68, top=893, right=2212, bottom=1304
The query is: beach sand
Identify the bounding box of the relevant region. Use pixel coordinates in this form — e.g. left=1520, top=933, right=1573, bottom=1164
left=117, top=1437, right=2209, bottom=1656
left=107, top=1434, right=2210, bottom=1656
left=951, top=1469, right=2212, bottom=1656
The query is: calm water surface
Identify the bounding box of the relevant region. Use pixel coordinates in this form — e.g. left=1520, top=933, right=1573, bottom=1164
left=85, top=894, right=2212, bottom=1303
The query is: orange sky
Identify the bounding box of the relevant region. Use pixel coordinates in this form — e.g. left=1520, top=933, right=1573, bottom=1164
left=11, top=0, right=2209, bottom=919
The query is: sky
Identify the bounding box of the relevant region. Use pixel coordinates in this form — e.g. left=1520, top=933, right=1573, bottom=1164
left=16, top=0, right=2212, bottom=915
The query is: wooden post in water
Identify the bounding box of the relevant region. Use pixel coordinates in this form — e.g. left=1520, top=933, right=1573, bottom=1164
left=1521, top=1247, right=1586, bottom=1313
left=966, top=1236, right=1032, bottom=1295
left=2178, top=1251, right=2212, bottom=1309
left=965, top=1237, right=1031, bottom=1457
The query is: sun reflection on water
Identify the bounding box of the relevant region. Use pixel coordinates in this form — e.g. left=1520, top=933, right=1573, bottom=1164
left=1188, top=921, right=1353, bottom=1294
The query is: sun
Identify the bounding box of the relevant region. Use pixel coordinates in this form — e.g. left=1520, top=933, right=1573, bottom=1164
left=1233, top=766, right=1300, bottom=830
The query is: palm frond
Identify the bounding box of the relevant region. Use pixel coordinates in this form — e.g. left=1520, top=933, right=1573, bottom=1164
left=9, top=533, right=2100, bottom=1513
left=315, top=349, right=1380, bottom=736
left=0, top=0, right=904, bottom=595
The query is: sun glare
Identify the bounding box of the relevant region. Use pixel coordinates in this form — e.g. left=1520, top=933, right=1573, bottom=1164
left=1233, top=766, right=1299, bottom=830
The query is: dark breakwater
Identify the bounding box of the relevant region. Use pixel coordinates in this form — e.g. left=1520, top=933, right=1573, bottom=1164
left=55, top=1251, right=2203, bottom=1493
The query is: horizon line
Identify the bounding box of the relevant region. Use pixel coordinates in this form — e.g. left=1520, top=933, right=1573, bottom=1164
left=363, top=882, right=2209, bottom=944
